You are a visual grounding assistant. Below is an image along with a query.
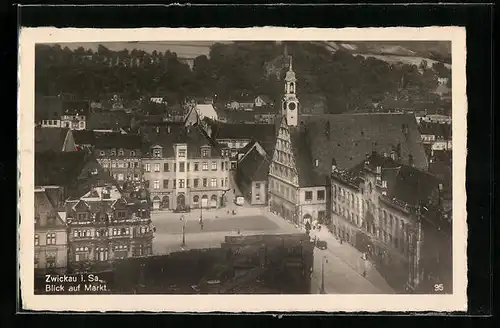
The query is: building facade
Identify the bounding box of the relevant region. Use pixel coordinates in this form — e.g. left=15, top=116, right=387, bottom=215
left=34, top=187, right=68, bottom=274
left=141, top=124, right=231, bottom=211
left=94, top=133, right=143, bottom=186
left=330, top=153, right=450, bottom=292
left=65, top=185, right=154, bottom=272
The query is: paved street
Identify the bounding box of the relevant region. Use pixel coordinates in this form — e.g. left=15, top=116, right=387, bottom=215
left=150, top=205, right=394, bottom=294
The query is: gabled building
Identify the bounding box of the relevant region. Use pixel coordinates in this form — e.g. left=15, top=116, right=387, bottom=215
left=236, top=143, right=271, bottom=206
left=141, top=123, right=231, bottom=211
left=209, top=123, right=277, bottom=169
left=60, top=100, right=90, bottom=130
left=93, top=133, right=143, bottom=186
left=34, top=187, right=68, bottom=274
left=64, top=184, right=153, bottom=273
left=268, top=56, right=428, bottom=228
left=35, top=127, right=77, bottom=153
left=330, top=152, right=451, bottom=293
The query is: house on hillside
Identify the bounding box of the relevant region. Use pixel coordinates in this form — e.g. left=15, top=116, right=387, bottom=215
left=35, top=127, right=77, bottom=153
left=254, top=95, right=273, bottom=108
left=60, top=100, right=90, bottom=130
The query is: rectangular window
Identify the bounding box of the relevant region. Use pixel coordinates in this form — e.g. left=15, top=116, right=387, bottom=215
left=173, top=179, right=176, bottom=188
left=179, top=162, right=185, bottom=172
left=153, top=149, right=162, bottom=158
left=255, top=182, right=260, bottom=189
left=174, top=163, right=177, bottom=172
left=117, top=173, right=124, bottom=181
left=203, top=178, right=208, bottom=187
left=34, top=234, right=39, bottom=246
left=163, top=179, right=169, bottom=188
left=305, top=191, right=313, bottom=201
left=202, top=149, right=209, bottom=157
left=256, top=193, right=260, bottom=201
left=317, top=190, right=325, bottom=201
left=178, top=149, right=186, bottom=158
left=46, top=233, right=56, bottom=245
left=194, top=179, right=199, bottom=188
left=164, top=163, right=170, bottom=172
left=202, top=162, right=209, bottom=171
left=179, top=179, right=185, bottom=188
left=154, top=163, right=160, bottom=172
left=194, top=163, right=199, bottom=171
left=221, top=179, right=224, bottom=187
left=144, top=180, right=150, bottom=188
left=187, top=163, right=191, bottom=171
left=153, top=181, right=160, bottom=189
left=211, top=178, right=217, bottom=187
left=187, top=179, right=190, bottom=188
left=211, top=162, right=217, bottom=171
left=144, top=163, right=151, bottom=172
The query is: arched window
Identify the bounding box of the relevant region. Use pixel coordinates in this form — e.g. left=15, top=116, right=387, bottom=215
left=193, top=195, right=199, bottom=203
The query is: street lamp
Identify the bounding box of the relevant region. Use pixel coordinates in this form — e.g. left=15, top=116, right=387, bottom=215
left=320, top=256, right=328, bottom=294
left=180, top=215, right=186, bottom=247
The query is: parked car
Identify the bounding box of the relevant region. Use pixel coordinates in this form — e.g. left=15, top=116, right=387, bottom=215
left=315, top=240, right=327, bottom=250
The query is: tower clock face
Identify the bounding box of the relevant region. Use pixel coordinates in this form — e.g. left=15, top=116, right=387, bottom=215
left=288, top=102, right=296, bottom=111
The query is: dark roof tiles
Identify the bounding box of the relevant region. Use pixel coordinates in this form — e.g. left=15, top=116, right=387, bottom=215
left=35, top=127, right=71, bottom=153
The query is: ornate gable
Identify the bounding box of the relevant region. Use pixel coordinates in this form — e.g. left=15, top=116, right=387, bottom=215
left=269, top=116, right=299, bottom=186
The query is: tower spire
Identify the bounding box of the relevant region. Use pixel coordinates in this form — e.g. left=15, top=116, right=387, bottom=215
left=289, top=55, right=293, bottom=71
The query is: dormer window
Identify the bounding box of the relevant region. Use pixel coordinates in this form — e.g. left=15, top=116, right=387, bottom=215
left=99, top=151, right=105, bottom=156
left=178, top=149, right=186, bottom=158
left=130, top=150, right=136, bottom=157
left=118, top=149, right=124, bottom=156
left=110, top=149, right=116, bottom=156
left=314, top=159, right=319, bottom=168
left=153, top=148, right=162, bottom=158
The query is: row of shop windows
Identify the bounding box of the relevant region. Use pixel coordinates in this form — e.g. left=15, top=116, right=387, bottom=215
left=152, top=194, right=218, bottom=207
left=99, top=150, right=138, bottom=157
left=73, top=244, right=151, bottom=261
left=146, top=177, right=228, bottom=189
left=102, top=161, right=140, bottom=169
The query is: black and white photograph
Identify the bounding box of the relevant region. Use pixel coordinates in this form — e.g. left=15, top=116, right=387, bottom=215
left=18, top=27, right=467, bottom=312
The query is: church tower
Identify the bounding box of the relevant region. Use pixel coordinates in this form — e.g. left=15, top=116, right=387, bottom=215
left=281, top=56, right=299, bottom=127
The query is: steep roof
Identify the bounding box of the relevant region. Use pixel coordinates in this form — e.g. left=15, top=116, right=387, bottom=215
left=35, top=151, right=89, bottom=187
left=94, top=132, right=142, bottom=150
left=34, top=189, right=66, bottom=227
left=237, top=147, right=271, bottom=182
left=35, top=127, right=71, bottom=153
left=141, top=123, right=221, bottom=158
left=213, top=123, right=276, bottom=142
left=290, top=129, right=327, bottom=187
left=388, top=165, right=442, bottom=207
left=300, top=113, right=428, bottom=173
left=72, top=130, right=96, bottom=145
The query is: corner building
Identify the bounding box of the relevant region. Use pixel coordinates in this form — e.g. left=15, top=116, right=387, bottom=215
left=141, top=123, right=231, bottom=211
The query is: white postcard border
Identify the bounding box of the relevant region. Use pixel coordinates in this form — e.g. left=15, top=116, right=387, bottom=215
left=18, top=27, right=468, bottom=312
